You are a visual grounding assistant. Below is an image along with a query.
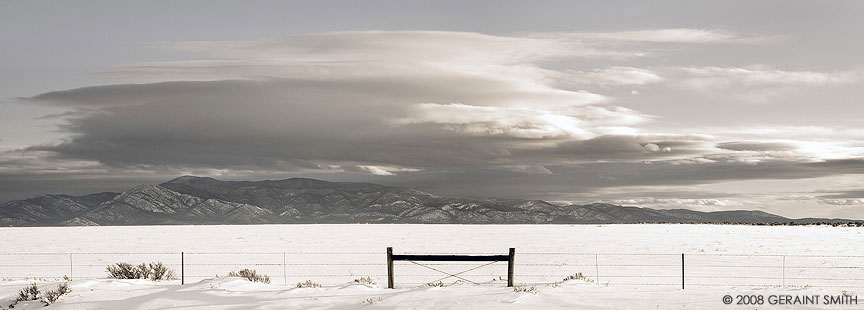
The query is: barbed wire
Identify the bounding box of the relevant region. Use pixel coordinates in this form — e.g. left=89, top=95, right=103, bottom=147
left=2, top=251, right=863, bottom=288
left=2, top=251, right=863, bottom=257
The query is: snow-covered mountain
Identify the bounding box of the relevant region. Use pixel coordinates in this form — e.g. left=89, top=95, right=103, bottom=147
left=0, top=176, right=853, bottom=226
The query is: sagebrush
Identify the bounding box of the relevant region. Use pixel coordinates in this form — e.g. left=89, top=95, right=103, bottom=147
left=15, top=283, right=40, bottom=303
left=106, top=262, right=175, bottom=280
left=42, top=282, right=71, bottom=305
left=227, top=269, right=270, bottom=284
left=5, top=283, right=39, bottom=308
left=5, top=281, right=71, bottom=308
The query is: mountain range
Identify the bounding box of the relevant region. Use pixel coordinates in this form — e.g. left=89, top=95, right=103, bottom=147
left=0, top=176, right=857, bottom=226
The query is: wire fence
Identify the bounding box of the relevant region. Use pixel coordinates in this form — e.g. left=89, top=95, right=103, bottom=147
left=1, top=251, right=862, bottom=289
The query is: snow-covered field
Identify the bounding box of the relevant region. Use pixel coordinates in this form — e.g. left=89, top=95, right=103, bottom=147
left=1, top=224, right=862, bottom=309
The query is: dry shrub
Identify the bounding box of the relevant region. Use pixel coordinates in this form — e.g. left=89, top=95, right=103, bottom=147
left=42, top=282, right=71, bottom=305
left=426, top=281, right=444, bottom=287
left=513, top=285, right=538, bottom=294
left=227, top=269, right=270, bottom=284
left=6, top=282, right=71, bottom=308
left=149, top=262, right=174, bottom=281
left=296, top=280, right=322, bottom=288
left=354, top=276, right=376, bottom=285
left=106, top=262, right=175, bottom=281
left=562, top=272, right=593, bottom=282
left=106, top=262, right=140, bottom=279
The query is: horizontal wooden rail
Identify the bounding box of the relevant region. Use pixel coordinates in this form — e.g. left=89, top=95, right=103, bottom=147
left=390, top=254, right=509, bottom=262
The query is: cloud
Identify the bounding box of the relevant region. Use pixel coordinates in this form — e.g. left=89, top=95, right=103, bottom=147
left=677, top=66, right=857, bottom=103
left=21, top=31, right=686, bottom=177
left=106, top=31, right=645, bottom=83
left=522, top=135, right=697, bottom=163
left=504, top=165, right=554, bottom=175
left=610, top=197, right=744, bottom=211
left=777, top=195, right=815, bottom=201
left=21, top=76, right=646, bottom=172
left=355, top=165, right=421, bottom=176
left=816, top=190, right=864, bottom=199
left=575, top=28, right=737, bottom=43
left=682, top=66, right=856, bottom=86
left=325, top=155, right=864, bottom=202
left=394, top=101, right=648, bottom=140
left=716, top=141, right=796, bottom=152
left=813, top=189, right=864, bottom=206
left=707, top=127, right=864, bottom=159
left=565, top=66, right=664, bottom=86
left=162, top=31, right=573, bottom=65
left=108, top=29, right=765, bottom=86
left=818, top=199, right=864, bottom=206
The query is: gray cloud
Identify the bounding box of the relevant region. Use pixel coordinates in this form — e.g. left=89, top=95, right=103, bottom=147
left=716, top=141, right=796, bottom=152
left=21, top=75, right=649, bottom=171
left=675, top=66, right=858, bottom=104
left=343, top=156, right=864, bottom=201
left=816, top=190, right=864, bottom=207
left=571, top=28, right=739, bottom=43
left=816, top=190, right=864, bottom=199
left=516, top=135, right=705, bottom=162
left=818, top=199, right=864, bottom=206
left=776, top=188, right=864, bottom=210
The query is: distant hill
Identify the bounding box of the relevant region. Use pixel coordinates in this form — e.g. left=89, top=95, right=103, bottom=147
left=0, top=176, right=859, bottom=226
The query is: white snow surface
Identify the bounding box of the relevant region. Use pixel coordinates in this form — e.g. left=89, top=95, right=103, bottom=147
left=0, top=224, right=862, bottom=309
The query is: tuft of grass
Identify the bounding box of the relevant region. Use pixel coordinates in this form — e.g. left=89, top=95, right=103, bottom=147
left=227, top=269, right=270, bottom=284
left=354, top=276, right=376, bottom=285
left=562, top=272, right=593, bottom=283
left=361, top=297, right=383, bottom=304
left=426, top=281, right=444, bottom=287
left=513, top=285, right=538, bottom=294
left=549, top=272, right=595, bottom=288
left=296, top=280, right=322, bottom=288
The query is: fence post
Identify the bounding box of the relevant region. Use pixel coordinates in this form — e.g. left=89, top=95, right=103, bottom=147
left=507, top=248, right=515, bottom=287
left=387, top=247, right=394, bottom=289
left=69, top=253, right=73, bottom=281
left=681, top=253, right=684, bottom=290
left=782, top=255, right=785, bottom=288
left=595, top=254, right=600, bottom=286
left=181, top=252, right=184, bottom=285
left=283, top=252, right=288, bottom=286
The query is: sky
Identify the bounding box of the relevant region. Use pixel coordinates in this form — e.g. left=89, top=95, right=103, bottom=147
left=1, top=0, right=863, bottom=218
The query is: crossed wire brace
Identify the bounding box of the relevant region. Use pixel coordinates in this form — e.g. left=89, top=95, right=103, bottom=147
left=406, top=260, right=500, bottom=285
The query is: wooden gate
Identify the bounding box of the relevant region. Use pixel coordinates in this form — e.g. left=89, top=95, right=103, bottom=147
left=386, top=247, right=515, bottom=288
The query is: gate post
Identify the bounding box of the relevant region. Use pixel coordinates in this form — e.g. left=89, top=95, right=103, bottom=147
left=507, top=248, right=515, bottom=287
left=181, top=252, right=185, bottom=285
left=387, top=247, right=394, bottom=289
